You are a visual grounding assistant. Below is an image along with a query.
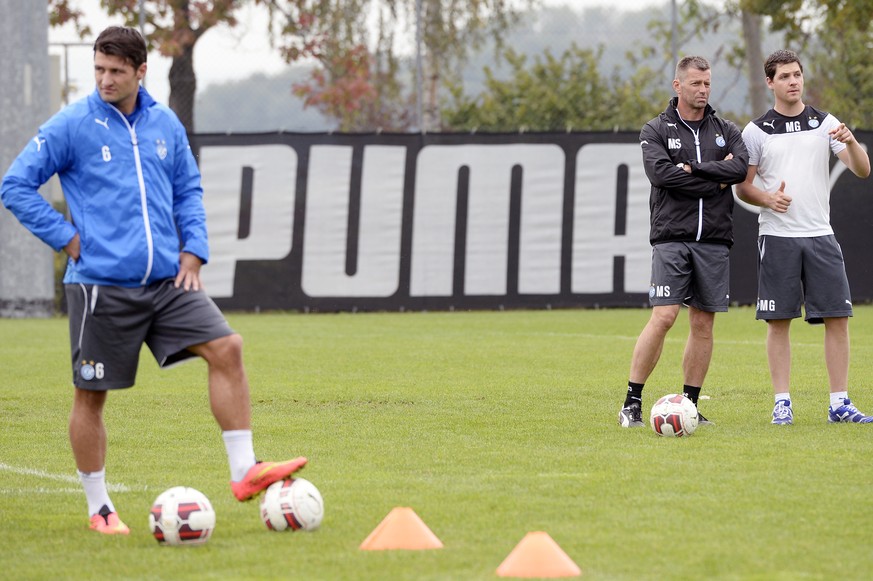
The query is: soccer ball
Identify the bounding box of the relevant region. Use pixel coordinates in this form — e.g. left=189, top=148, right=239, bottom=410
left=149, top=486, right=216, bottom=546
left=259, top=478, right=324, bottom=532
left=649, top=393, right=699, bottom=437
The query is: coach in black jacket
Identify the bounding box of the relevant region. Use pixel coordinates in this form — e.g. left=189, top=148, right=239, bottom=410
left=618, top=55, right=748, bottom=430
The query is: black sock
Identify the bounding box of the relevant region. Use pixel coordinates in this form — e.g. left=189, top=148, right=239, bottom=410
left=683, top=385, right=701, bottom=405
left=625, top=382, right=644, bottom=407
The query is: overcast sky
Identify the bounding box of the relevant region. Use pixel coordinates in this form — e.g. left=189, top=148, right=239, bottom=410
left=48, top=0, right=664, bottom=106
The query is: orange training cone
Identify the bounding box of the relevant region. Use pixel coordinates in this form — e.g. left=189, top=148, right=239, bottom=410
left=496, top=531, right=582, bottom=578
left=359, top=507, right=444, bottom=551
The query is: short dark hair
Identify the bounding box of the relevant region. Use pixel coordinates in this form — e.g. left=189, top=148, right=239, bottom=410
left=675, top=56, right=710, bottom=81
left=764, top=49, right=802, bottom=80
left=94, top=26, right=148, bottom=69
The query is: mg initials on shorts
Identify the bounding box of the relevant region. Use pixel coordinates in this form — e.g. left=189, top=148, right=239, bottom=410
left=756, top=234, right=852, bottom=323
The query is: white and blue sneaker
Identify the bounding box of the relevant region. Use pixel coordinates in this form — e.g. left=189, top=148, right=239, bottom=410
left=827, top=398, right=873, bottom=423
left=772, top=399, right=793, bottom=425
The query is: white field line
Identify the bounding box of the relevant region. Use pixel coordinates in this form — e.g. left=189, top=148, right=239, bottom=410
left=0, top=487, right=85, bottom=495
left=0, top=462, right=139, bottom=493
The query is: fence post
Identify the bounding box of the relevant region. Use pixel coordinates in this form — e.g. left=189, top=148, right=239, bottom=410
left=0, top=2, right=55, bottom=317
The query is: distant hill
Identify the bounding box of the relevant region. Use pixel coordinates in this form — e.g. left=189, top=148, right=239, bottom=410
left=195, top=68, right=336, bottom=133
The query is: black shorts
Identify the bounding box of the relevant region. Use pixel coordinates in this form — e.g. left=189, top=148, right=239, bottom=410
left=648, top=242, right=730, bottom=312
left=756, top=235, right=852, bottom=323
left=66, top=280, right=234, bottom=390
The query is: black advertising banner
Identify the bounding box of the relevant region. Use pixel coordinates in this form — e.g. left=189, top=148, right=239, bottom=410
left=190, top=131, right=873, bottom=312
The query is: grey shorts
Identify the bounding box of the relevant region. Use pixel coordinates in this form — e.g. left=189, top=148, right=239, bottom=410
left=648, top=242, right=730, bottom=312
left=65, top=280, right=234, bottom=390
left=756, top=235, right=852, bottom=323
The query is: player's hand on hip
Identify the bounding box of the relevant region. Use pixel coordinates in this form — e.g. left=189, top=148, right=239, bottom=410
left=64, top=233, right=81, bottom=261
left=175, top=252, right=203, bottom=291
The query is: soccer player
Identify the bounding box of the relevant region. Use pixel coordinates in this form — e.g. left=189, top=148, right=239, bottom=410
left=0, top=26, right=307, bottom=534
left=618, top=56, right=749, bottom=428
left=735, top=49, right=871, bottom=425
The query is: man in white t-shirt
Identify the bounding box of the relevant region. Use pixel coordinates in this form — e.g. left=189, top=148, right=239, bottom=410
left=737, top=49, right=871, bottom=425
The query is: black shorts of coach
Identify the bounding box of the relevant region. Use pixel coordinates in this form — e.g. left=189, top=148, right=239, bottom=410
left=648, top=241, right=731, bottom=312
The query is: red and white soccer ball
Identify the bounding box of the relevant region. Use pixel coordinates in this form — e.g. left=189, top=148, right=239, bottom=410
left=649, top=394, right=699, bottom=437
left=259, top=477, right=324, bottom=532
left=149, top=486, right=216, bottom=546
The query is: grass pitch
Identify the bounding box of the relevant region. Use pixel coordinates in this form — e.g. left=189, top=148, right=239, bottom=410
left=2, top=306, right=873, bottom=580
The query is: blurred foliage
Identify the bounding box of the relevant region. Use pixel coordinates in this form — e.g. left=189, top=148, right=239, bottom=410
left=747, top=0, right=873, bottom=128
left=47, top=1, right=873, bottom=132
left=48, top=0, right=531, bottom=133
left=441, top=45, right=668, bottom=132
left=657, top=0, right=873, bottom=127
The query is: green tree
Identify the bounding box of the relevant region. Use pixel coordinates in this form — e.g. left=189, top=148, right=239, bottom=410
left=49, top=0, right=243, bottom=134
left=644, top=0, right=873, bottom=128
left=441, top=45, right=667, bottom=132
left=276, top=0, right=532, bottom=131
left=640, top=0, right=766, bottom=123
left=743, top=0, right=873, bottom=128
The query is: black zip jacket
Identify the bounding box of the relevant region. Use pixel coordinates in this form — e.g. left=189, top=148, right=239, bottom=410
left=640, top=97, right=749, bottom=247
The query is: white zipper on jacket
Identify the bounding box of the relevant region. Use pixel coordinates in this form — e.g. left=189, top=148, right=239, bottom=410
left=678, top=115, right=705, bottom=241
left=130, top=125, right=154, bottom=284
left=110, top=106, right=154, bottom=285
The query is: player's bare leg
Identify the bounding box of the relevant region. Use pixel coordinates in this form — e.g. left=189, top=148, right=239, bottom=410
left=766, top=319, right=795, bottom=425
left=821, top=316, right=870, bottom=422
left=681, top=306, right=715, bottom=423
left=620, top=305, right=680, bottom=427
left=190, top=334, right=307, bottom=500
left=822, top=316, right=849, bottom=392
left=70, top=388, right=107, bottom=472
left=71, top=388, right=129, bottom=534
left=190, top=333, right=251, bottom=431
left=629, top=304, right=680, bottom=384
left=682, top=307, right=714, bottom=387
left=766, top=319, right=792, bottom=394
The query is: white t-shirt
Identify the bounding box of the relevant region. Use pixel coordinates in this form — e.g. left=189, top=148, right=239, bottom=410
left=742, top=105, right=846, bottom=237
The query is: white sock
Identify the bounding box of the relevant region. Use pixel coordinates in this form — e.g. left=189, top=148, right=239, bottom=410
left=223, top=429, right=256, bottom=482
left=775, top=392, right=790, bottom=404
left=78, top=468, right=114, bottom=517
left=830, top=391, right=848, bottom=408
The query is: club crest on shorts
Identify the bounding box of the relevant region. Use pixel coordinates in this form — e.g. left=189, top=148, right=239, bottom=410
left=79, top=360, right=104, bottom=381
left=80, top=362, right=96, bottom=380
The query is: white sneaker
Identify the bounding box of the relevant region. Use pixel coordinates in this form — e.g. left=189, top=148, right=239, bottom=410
left=771, top=399, right=793, bottom=425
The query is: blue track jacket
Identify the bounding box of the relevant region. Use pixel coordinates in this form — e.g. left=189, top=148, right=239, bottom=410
left=1, top=86, right=208, bottom=287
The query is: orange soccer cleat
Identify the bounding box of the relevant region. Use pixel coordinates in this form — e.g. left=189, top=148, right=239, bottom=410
left=230, top=457, right=308, bottom=501
left=89, top=506, right=130, bottom=535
